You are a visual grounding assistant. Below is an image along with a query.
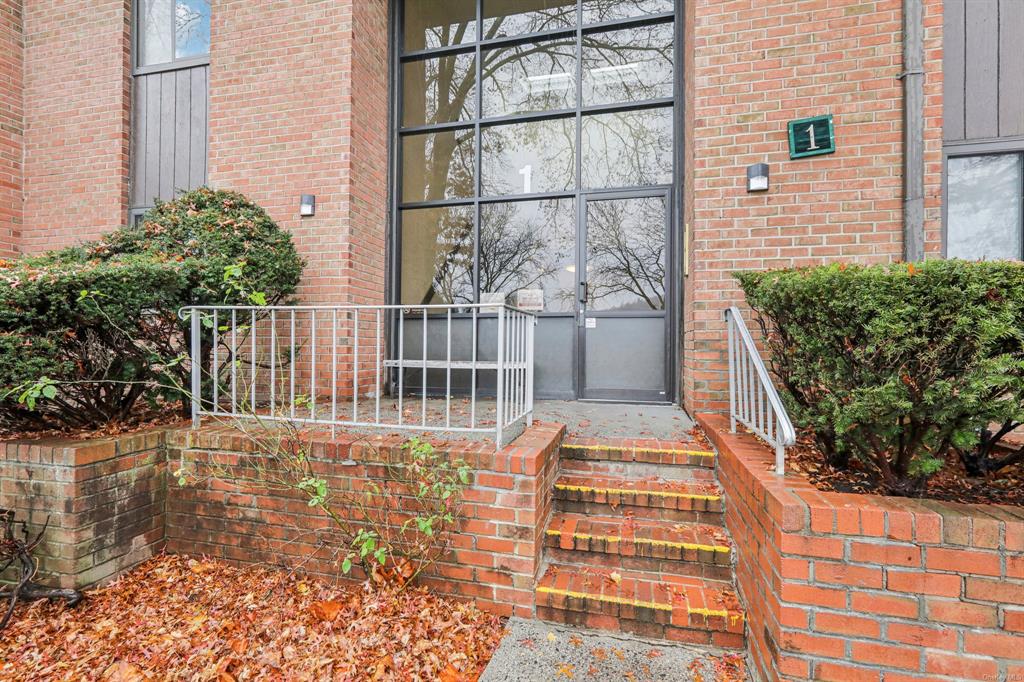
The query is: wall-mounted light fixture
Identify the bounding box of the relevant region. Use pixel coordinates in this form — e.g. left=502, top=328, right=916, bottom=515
left=300, top=194, right=316, bottom=217
left=746, top=163, right=769, bottom=193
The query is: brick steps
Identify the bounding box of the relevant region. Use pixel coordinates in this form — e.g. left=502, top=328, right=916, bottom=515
left=559, top=437, right=717, bottom=468
left=544, top=512, right=734, bottom=581
left=559, top=457, right=717, bottom=481
left=552, top=472, right=725, bottom=524
left=535, top=563, right=745, bottom=649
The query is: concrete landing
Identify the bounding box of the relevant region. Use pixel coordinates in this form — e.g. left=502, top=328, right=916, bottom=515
left=481, top=617, right=748, bottom=682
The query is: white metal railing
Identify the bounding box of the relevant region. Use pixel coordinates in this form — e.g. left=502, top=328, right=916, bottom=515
left=181, top=304, right=536, bottom=448
left=725, top=306, right=796, bottom=474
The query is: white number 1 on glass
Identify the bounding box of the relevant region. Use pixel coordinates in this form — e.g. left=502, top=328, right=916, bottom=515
left=804, top=124, right=819, bottom=151
left=518, top=164, right=533, bottom=194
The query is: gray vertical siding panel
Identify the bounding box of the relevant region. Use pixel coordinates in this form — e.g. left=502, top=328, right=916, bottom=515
left=999, top=0, right=1024, bottom=138
left=189, top=67, right=208, bottom=188
left=143, top=73, right=162, bottom=207
left=130, top=76, right=148, bottom=207
left=130, top=65, right=208, bottom=209
left=174, top=70, right=192, bottom=197
left=158, top=71, right=177, bottom=200
left=964, top=0, right=999, bottom=140
left=942, top=0, right=966, bottom=141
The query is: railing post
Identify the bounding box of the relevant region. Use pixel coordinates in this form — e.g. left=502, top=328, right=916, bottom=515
left=190, top=308, right=201, bottom=429
left=727, top=309, right=736, bottom=433
left=526, top=314, right=535, bottom=426
left=495, top=305, right=505, bottom=448
left=776, top=442, right=785, bottom=476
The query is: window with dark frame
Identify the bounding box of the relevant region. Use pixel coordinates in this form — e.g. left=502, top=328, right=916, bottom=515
left=136, top=0, right=211, bottom=70
left=946, top=152, right=1024, bottom=261
left=396, top=0, right=676, bottom=309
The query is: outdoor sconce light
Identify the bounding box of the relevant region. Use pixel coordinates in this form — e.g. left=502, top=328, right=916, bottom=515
left=746, top=163, right=769, bottom=192
left=299, top=194, right=316, bottom=217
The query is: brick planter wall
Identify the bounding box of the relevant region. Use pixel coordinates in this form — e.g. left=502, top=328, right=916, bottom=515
left=164, top=422, right=563, bottom=618
left=0, top=428, right=169, bottom=589
left=699, top=413, right=1024, bottom=682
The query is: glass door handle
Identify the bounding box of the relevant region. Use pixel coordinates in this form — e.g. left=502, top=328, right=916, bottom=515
left=579, top=281, right=588, bottom=303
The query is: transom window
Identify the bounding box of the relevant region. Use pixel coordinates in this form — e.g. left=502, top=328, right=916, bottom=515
left=396, top=0, right=676, bottom=308
left=137, top=0, right=211, bottom=69
left=947, top=152, right=1024, bottom=260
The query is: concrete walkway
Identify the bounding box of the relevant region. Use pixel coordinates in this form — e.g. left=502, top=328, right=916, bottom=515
left=481, top=618, right=748, bottom=682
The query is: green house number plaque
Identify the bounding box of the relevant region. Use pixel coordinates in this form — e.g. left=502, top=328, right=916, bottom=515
left=788, top=114, right=835, bottom=159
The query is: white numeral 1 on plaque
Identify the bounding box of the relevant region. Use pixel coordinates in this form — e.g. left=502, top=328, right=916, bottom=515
left=804, top=124, right=819, bottom=150
left=518, top=164, right=532, bottom=194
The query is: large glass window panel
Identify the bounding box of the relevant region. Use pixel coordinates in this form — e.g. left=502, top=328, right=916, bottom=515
left=174, top=0, right=210, bottom=59
left=947, top=154, right=1023, bottom=260
left=481, top=118, right=576, bottom=196
left=402, top=53, right=477, bottom=127
left=582, top=0, right=674, bottom=24
left=582, top=107, right=673, bottom=189
left=139, top=0, right=173, bottom=65
left=585, top=196, right=666, bottom=311
left=403, top=0, right=476, bottom=52
left=401, top=206, right=475, bottom=305
left=482, top=0, right=577, bottom=39
left=582, top=23, right=673, bottom=106
left=479, top=199, right=576, bottom=312
left=402, top=129, right=476, bottom=202
left=482, top=39, right=577, bottom=118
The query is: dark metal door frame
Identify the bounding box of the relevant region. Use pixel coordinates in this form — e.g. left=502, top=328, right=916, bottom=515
left=575, top=188, right=672, bottom=402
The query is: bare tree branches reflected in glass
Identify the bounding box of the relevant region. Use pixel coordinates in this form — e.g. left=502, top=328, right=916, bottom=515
left=401, top=207, right=474, bottom=306
left=585, top=197, right=666, bottom=311
left=398, top=2, right=676, bottom=311
left=483, top=0, right=577, bottom=38
left=479, top=199, right=576, bottom=311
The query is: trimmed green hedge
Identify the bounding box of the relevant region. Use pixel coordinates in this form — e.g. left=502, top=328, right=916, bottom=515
left=737, top=259, right=1024, bottom=494
left=0, top=188, right=304, bottom=432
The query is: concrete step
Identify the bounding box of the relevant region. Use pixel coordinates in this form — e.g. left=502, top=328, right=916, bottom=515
left=559, top=436, right=717, bottom=469
left=559, top=456, right=717, bottom=482
left=552, top=472, right=725, bottom=525
left=543, top=512, right=734, bottom=581
left=534, top=563, right=745, bottom=649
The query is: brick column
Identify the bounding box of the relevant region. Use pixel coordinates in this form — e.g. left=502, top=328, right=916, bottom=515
left=0, top=0, right=23, bottom=257
left=206, top=0, right=389, bottom=308
left=20, top=0, right=132, bottom=253
left=683, top=0, right=946, bottom=413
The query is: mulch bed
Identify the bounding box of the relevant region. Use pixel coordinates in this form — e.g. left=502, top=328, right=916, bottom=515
left=785, top=436, right=1024, bottom=507
left=0, top=409, right=186, bottom=443
left=0, top=555, right=504, bottom=681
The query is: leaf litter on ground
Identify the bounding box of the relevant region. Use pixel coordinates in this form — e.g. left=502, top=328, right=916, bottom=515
left=0, top=554, right=505, bottom=681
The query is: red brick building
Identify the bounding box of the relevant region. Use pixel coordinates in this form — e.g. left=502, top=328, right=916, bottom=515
left=0, top=0, right=1021, bottom=414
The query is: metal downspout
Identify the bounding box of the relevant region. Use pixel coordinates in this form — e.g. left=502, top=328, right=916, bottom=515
left=902, top=0, right=926, bottom=262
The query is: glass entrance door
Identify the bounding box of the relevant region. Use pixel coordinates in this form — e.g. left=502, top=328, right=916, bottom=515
left=578, top=192, right=669, bottom=401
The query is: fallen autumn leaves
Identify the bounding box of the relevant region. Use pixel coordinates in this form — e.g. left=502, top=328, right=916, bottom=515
left=0, top=554, right=504, bottom=681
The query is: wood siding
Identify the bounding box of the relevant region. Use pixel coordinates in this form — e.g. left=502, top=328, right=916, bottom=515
left=130, top=65, right=208, bottom=209
left=944, top=0, right=1024, bottom=142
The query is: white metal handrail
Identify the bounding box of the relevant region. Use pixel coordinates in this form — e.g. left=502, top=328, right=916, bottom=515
left=725, top=306, right=796, bottom=474
left=181, top=303, right=536, bottom=449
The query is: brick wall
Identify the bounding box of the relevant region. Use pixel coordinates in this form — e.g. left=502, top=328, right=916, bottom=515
left=683, top=0, right=946, bottom=413
left=207, top=0, right=388, bottom=310
left=0, top=0, right=21, bottom=257
left=20, top=0, right=131, bottom=253
left=0, top=429, right=167, bottom=589
left=165, top=422, right=563, bottom=618
left=700, top=413, right=1024, bottom=682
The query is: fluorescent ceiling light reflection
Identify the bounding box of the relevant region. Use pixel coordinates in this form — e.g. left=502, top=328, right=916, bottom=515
left=589, top=62, right=640, bottom=76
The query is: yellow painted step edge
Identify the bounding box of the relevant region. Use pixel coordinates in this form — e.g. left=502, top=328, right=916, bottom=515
left=536, top=585, right=735, bottom=619
left=554, top=483, right=721, bottom=502
left=561, top=443, right=716, bottom=458
left=536, top=585, right=672, bottom=612
left=545, top=529, right=731, bottom=554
